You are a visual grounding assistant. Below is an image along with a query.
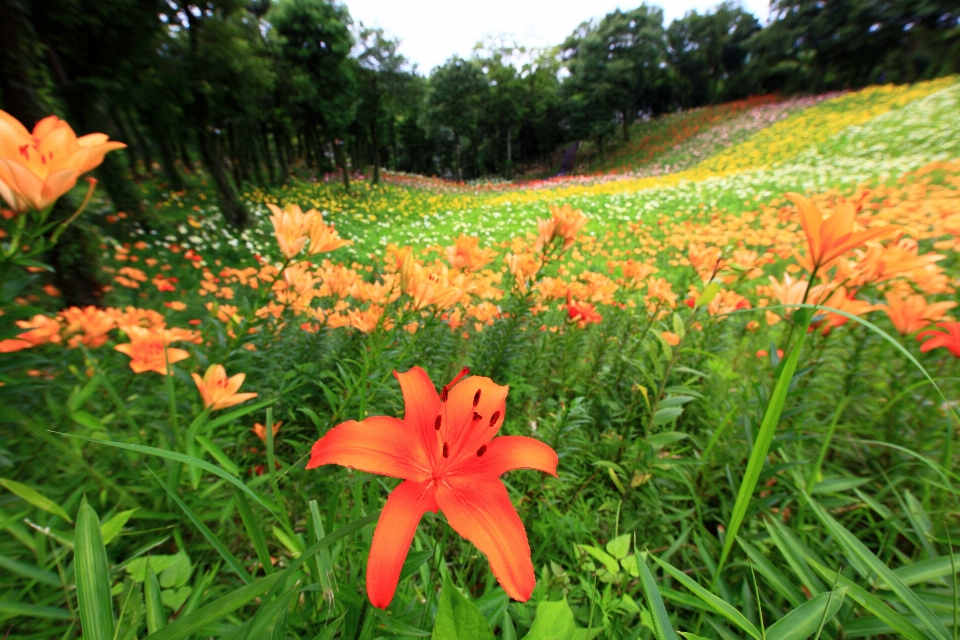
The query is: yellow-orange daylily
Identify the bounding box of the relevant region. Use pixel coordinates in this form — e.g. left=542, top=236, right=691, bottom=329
left=192, top=364, right=257, bottom=411
left=267, top=203, right=315, bottom=260
left=114, top=326, right=190, bottom=375
left=307, top=216, right=351, bottom=255
left=880, top=292, right=956, bottom=335
left=0, top=111, right=125, bottom=212
left=786, top=192, right=898, bottom=272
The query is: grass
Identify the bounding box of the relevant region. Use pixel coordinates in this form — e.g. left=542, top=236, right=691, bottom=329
left=2, top=77, right=960, bottom=639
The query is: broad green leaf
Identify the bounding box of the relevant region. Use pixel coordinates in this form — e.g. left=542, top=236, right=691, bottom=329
left=159, top=551, right=192, bottom=589
left=101, top=509, right=138, bottom=545
left=431, top=575, right=495, bottom=640
left=0, top=600, right=71, bottom=620
left=145, top=563, right=166, bottom=634
left=311, top=611, right=346, bottom=640
left=715, top=312, right=810, bottom=578
left=697, top=283, right=721, bottom=308
left=68, top=375, right=103, bottom=413
left=75, top=498, right=115, bottom=640
left=651, top=555, right=760, bottom=639
left=522, top=597, right=602, bottom=640
left=0, top=553, right=60, bottom=586
left=678, top=634, right=710, bottom=640
left=765, top=588, right=846, bottom=640
left=638, top=554, right=679, bottom=640
left=71, top=410, right=107, bottom=431
left=125, top=555, right=180, bottom=582
left=57, top=433, right=274, bottom=514
left=647, top=432, right=688, bottom=447
left=652, top=407, right=683, bottom=425
left=806, top=497, right=950, bottom=640
left=143, top=573, right=281, bottom=640
left=606, top=534, right=632, bottom=560
left=576, top=544, right=620, bottom=574
left=1, top=478, right=73, bottom=523
left=891, top=556, right=956, bottom=587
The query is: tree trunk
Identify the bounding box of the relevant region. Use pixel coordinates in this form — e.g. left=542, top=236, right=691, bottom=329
left=370, top=120, right=380, bottom=185
left=505, top=126, right=513, bottom=179
left=126, top=108, right=155, bottom=176
left=332, top=138, right=350, bottom=191
left=198, top=130, right=248, bottom=228
left=156, top=133, right=186, bottom=191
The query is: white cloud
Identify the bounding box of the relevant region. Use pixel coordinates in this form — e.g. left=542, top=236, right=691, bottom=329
left=343, top=0, right=771, bottom=74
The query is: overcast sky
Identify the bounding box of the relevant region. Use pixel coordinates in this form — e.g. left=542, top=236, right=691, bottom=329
left=343, top=0, right=771, bottom=74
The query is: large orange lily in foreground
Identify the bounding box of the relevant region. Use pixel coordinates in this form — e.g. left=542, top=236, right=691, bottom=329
left=786, top=192, right=898, bottom=272
left=308, top=367, right=558, bottom=609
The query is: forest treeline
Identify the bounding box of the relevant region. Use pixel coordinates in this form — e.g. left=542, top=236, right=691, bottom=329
left=1, top=0, right=958, bottom=229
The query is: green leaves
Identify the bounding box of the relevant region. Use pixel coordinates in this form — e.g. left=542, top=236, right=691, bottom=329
left=522, top=598, right=602, bottom=640
left=1, top=478, right=73, bottom=522
left=75, top=498, right=115, bottom=640
left=431, top=575, right=496, bottom=640
left=638, top=554, right=679, bottom=640
left=764, top=588, right=846, bottom=640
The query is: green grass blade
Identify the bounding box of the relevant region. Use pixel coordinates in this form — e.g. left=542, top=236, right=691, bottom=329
left=1, top=478, right=73, bottom=523
left=143, top=572, right=282, bottom=640
left=805, top=556, right=928, bottom=640
left=75, top=498, right=115, bottom=640
left=715, top=312, right=810, bottom=580
left=0, top=600, right=72, bottom=620
left=651, top=555, right=761, bottom=639
left=56, top=432, right=275, bottom=514
left=0, top=552, right=61, bottom=587
left=196, top=436, right=240, bottom=476
left=638, top=553, right=679, bottom=640
left=145, top=562, right=166, bottom=634
left=736, top=539, right=804, bottom=607
left=235, top=487, right=273, bottom=576
left=765, top=588, right=846, bottom=640
left=312, top=611, right=347, bottom=640
left=149, top=468, right=252, bottom=585
left=806, top=497, right=950, bottom=640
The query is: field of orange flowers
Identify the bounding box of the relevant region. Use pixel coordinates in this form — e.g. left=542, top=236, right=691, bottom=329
left=2, top=77, right=960, bottom=640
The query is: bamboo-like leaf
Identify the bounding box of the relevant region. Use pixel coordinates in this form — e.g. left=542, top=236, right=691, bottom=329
left=311, top=611, right=346, bottom=640
left=144, top=572, right=281, bottom=640
left=0, top=553, right=61, bottom=587
left=805, top=556, right=928, bottom=640
left=736, top=538, right=804, bottom=607
left=651, top=555, right=760, bottom=639
left=715, top=312, right=810, bottom=578
left=638, top=554, right=679, bottom=640
left=149, top=469, right=252, bottom=585
left=75, top=498, right=115, bottom=640
left=145, top=562, right=166, bottom=634
left=235, top=487, right=273, bottom=576
left=0, top=600, right=72, bottom=620
left=805, top=498, right=949, bottom=640
left=57, top=432, right=274, bottom=513
left=101, top=509, right=138, bottom=546
left=765, top=588, right=846, bottom=640
left=196, top=436, right=240, bottom=476
left=1, top=478, right=73, bottom=523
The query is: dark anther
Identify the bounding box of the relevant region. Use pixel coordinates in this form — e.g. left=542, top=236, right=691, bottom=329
left=442, top=442, right=449, bottom=458
left=472, top=412, right=482, bottom=421
left=476, top=445, right=487, bottom=457
left=489, top=411, right=501, bottom=427
left=473, top=389, right=481, bottom=406
left=440, top=389, right=448, bottom=402
left=435, top=415, right=442, bottom=430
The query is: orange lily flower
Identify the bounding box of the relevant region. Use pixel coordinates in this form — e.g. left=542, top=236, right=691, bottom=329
left=0, top=314, right=62, bottom=352
left=880, top=293, right=956, bottom=335
left=307, top=216, right=351, bottom=255
left=114, top=326, right=190, bottom=375
left=786, top=192, right=898, bottom=272
left=566, top=292, right=602, bottom=328
left=0, top=111, right=125, bottom=212
left=266, top=203, right=314, bottom=260
left=252, top=421, right=282, bottom=442
left=917, top=322, right=960, bottom=357
left=661, top=331, right=680, bottom=346
left=307, top=367, right=558, bottom=609
left=192, top=364, right=257, bottom=410
left=535, top=204, right=587, bottom=253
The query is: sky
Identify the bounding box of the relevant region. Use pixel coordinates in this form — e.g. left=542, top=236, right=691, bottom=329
left=343, top=0, right=772, bottom=74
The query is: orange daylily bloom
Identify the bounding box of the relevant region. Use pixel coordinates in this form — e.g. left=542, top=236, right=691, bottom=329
left=192, top=364, right=258, bottom=410
left=917, top=322, right=960, bottom=357
left=114, top=326, right=190, bottom=375
left=0, top=111, right=125, bottom=212
left=535, top=204, right=588, bottom=253
left=880, top=293, right=956, bottom=335
left=661, top=331, right=680, bottom=346
left=59, top=305, right=116, bottom=348
left=0, top=314, right=62, bottom=352
left=814, top=286, right=875, bottom=335
left=307, top=216, right=351, bottom=255
left=786, top=192, right=898, bottom=272
left=446, top=234, right=496, bottom=272
left=566, top=292, right=602, bottom=328
left=267, top=203, right=314, bottom=260
left=252, top=421, right=282, bottom=442
left=307, top=367, right=558, bottom=609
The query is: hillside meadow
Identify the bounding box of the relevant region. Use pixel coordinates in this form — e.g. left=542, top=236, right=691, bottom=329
left=3, top=77, right=960, bottom=639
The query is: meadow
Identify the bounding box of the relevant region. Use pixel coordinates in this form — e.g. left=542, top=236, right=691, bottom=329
left=3, top=76, right=960, bottom=640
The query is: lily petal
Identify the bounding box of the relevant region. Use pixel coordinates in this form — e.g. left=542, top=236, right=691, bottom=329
left=457, top=436, right=558, bottom=478
left=366, top=479, right=438, bottom=609
left=442, top=375, right=508, bottom=463
left=395, top=366, right=441, bottom=460
left=786, top=192, right=823, bottom=264
left=436, top=473, right=535, bottom=602
left=307, top=416, right=432, bottom=482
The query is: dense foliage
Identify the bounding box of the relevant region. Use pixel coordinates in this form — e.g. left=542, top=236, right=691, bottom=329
left=2, top=71, right=960, bottom=640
